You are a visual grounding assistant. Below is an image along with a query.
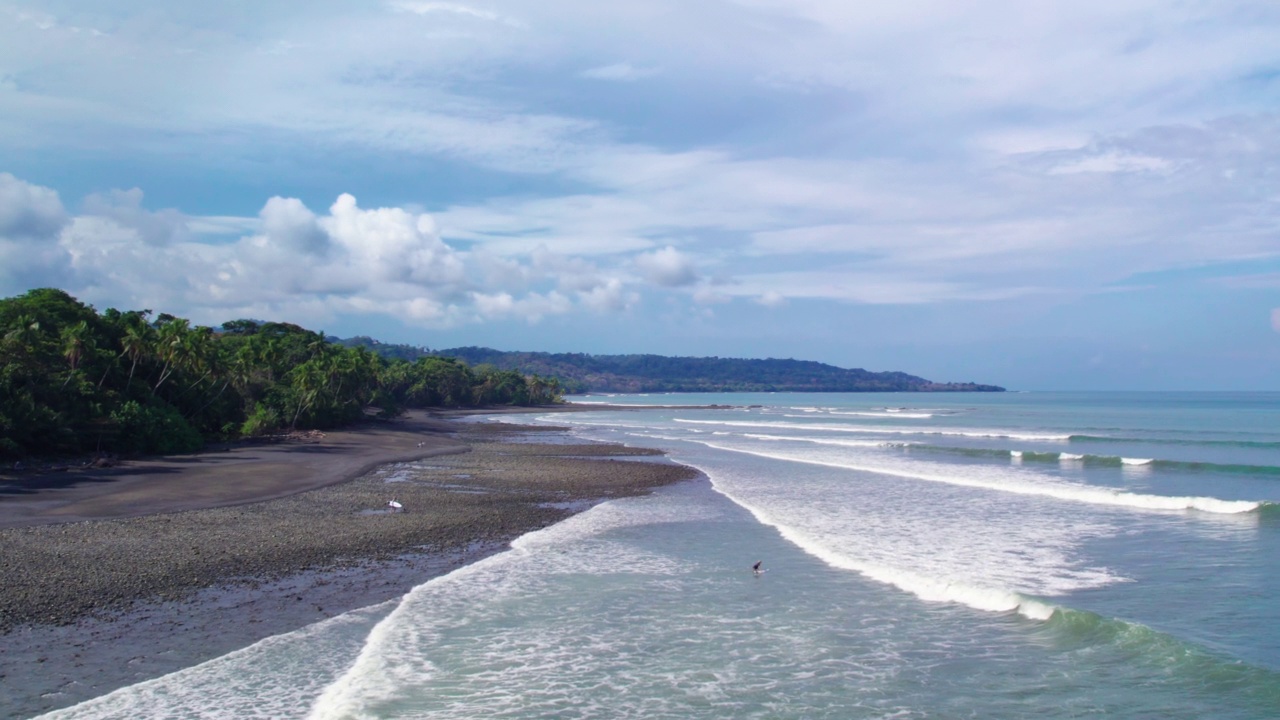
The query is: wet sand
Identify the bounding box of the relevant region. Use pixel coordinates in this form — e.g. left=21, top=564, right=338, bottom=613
left=0, top=409, right=701, bottom=718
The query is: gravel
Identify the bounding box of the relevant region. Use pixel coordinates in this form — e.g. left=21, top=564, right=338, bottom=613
left=0, top=422, right=699, bottom=717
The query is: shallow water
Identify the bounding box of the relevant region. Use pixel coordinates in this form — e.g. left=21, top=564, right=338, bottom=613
left=38, top=392, right=1280, bottom=719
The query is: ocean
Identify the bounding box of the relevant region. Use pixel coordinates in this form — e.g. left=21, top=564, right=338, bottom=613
left=37, top=391, right=1280, bottom=719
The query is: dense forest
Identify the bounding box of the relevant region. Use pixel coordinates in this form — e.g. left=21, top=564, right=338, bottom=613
left=424, top=347, right=1006, bottom=394
left=0, top=289, right=563, bottom=459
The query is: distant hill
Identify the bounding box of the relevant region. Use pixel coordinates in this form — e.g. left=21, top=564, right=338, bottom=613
left=332, top=338, right=1004, bottom=393
left=330, top=335, right=432, bottom=363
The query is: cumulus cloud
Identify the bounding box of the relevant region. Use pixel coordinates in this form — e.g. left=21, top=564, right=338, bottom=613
left=206, top=193, right=472, bottom=309
left=4, top=1, right=1280, bottom=377
left=82, top=188, right=189, bottom=247
left=577, top=277, right=637, bottom=313
left=471, top=289, right=571, bottom=323
left=633, top=246, right=698, bottom=287
left=0, top=173, right=72, bottom=293
left=322, top=193, right=464, bottom=288
left=0, top=172, right=68, bottom=241
left=260, top=197, right=329, bottom=256
left=0, top=172, right=674, bottom=329
left=530, top=247, right=608, bottom=292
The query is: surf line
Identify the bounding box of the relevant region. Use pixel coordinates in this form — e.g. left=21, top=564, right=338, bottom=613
left=689, top=439, right=1262, bottom=515
left=674, top=418, right=1071, bottom=442
left=704, top=476, right=1058, bottom=620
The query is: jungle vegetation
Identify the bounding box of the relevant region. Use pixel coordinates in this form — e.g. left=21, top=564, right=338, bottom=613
left=426, top=347, right=1006, bottom=394
left=0, top=289, right=563, bottom=459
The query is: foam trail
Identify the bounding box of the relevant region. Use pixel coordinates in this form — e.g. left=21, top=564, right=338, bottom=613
left=743, top=433, right=893, bottom=449
left=828, top=411, right=934, bottom=419
left=902, top=443, right=1280, bottom=476
left=309, top=497, right=706, bottom=719
left=688, top=439, right=1262, bottom=515
left=37, top=603, right=395, bottom=720
left=674, top=418, right=1072, bottom=441
left=784, top=411, right=934, bottom=419
left=702, top=470, right=1056, bottom=620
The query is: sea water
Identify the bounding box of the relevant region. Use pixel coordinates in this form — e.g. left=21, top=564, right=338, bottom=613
left=37, top=392, right=1280, bottom=719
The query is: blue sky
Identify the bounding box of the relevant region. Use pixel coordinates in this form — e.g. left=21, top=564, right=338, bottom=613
left=1, top=1, right=1278, bottom=390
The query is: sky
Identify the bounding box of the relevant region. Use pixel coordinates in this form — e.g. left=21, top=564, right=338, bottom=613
left=1, top=1, right=1278, bottom=391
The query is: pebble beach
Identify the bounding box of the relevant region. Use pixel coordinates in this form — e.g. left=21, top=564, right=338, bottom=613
left=0, top=410, right=699, bottom=718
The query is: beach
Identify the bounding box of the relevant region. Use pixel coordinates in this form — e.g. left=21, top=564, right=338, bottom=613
left=0, top=408, right=699, bottom=718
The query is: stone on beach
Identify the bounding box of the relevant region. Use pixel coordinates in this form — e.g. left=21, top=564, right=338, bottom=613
left=0, top=411, right=699, bottom=718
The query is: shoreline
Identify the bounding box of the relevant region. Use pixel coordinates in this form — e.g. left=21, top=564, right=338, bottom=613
left=0, top=409, right=700, bottom=719
left=0, top=403, right=722, bottom=529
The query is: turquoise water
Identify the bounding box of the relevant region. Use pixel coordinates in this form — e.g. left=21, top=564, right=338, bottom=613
left=39, top=392, right=1280, bottom=719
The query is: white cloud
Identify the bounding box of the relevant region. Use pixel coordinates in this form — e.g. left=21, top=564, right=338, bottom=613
left=470, top=289, right=571, bottom=322
left=1, top=175, right=675, bottom=329
left=1216, top=273, right=1280, bottom=290
left=0, top=173, right=72, bottom=293
left=0, top=172, right=67, bottom=240
left=82, top=188, right=189, bottom=247
left=725, top=271, right=1040, bottom=305
left=756, top=290, right=787, bottom=307
left=187, top=215, right=262, bottom=237
left=3, top=0, right=1280, bottom=383
left=320, top=193, right=465, bottom=289
left=581, top=63, right=659, bottom=81
left=1050, top=151, right=1174, bottom=175
left=530, top=247, right=608, bottom=292
left=633, top=245, right=698, bottom=287
left=260, top=197, right=329, bottom=256
left=577, top=277, right=636, bottom=313
left=389, top=1, right=505, bottom=22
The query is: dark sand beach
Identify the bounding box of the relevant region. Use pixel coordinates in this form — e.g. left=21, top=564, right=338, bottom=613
left=0, top=407, right=700, bottom=718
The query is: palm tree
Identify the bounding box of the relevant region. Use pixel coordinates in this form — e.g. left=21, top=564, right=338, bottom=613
left=60, top=320, right=94, bottom=388
left=118, top=316, right=153, bottom=392
left=3, top=314, right=41, bottom=346
left=289, top=360, right=328, bottom=429
left=152, top=318, right=191, bottom=394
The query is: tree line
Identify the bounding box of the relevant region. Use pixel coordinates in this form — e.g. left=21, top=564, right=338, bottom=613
left=0, top=289, right=563, bottom=459
left=431, top=347, right=1006, bottom=394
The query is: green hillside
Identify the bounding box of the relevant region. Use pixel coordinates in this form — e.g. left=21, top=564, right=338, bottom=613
left=328, top=342, right=1002, bottom=394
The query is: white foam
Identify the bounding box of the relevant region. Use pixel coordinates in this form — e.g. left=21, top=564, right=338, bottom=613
left=702, top=472, right=1060, bottom=620
left=38, top=603, right=396, bottom=720
left=309, top=495, right=715, bottom=719
left=827, top=411, right=934, bottom=419
left=687, top=438, right=1261, bottom=515
left=1059, top=453, right=1084, bottom=461
left=673, top=418, right=1071, bottom=441
left=1122, top=457, right=1154, bottom=465
left=743, top=433, right=891, bottom=448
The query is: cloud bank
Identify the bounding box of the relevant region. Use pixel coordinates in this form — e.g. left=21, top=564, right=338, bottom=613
left=1, top=1, right=1278, bottom=388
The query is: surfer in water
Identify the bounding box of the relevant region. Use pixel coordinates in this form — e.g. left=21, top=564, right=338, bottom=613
left=753, top=561, right=764, bottom=575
